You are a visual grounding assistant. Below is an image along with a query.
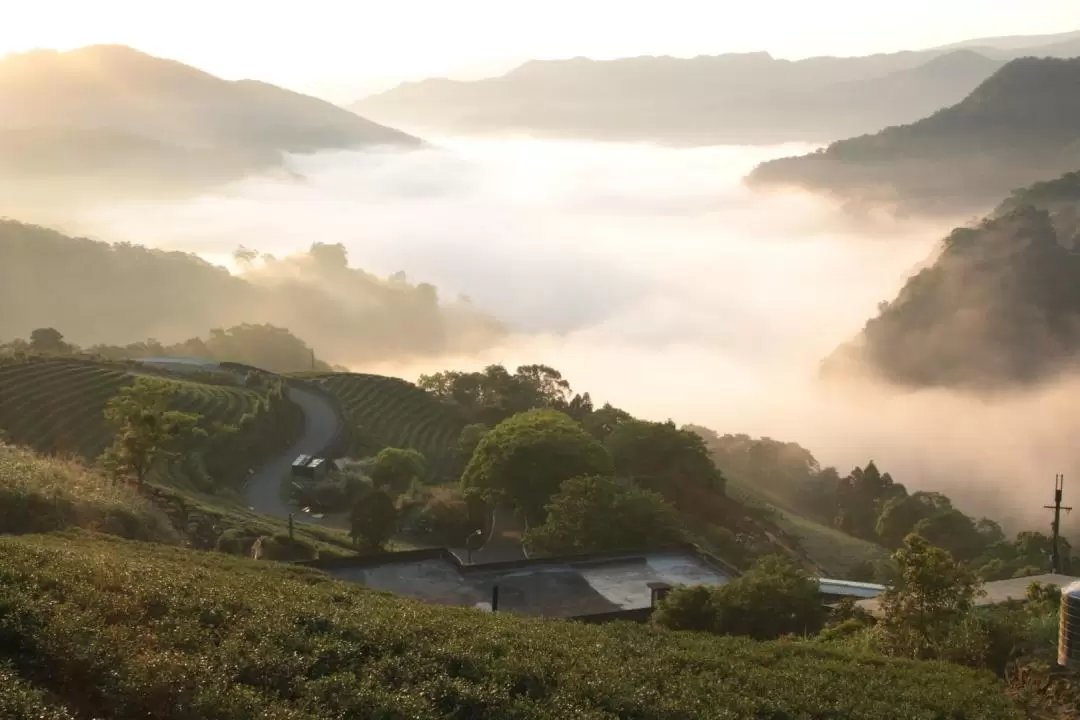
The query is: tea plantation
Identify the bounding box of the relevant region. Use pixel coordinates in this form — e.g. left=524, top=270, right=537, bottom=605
left=303, top=371, right=465, bottom=477
left=0, top=530, right=1020, bottom=719
left=0, top=357, right=271, bottom=459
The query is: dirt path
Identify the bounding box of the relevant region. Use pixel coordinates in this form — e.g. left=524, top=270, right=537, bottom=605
left=244, top=385, right=343, bottom=527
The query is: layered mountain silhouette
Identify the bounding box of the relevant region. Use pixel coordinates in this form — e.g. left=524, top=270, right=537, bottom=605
left=352, top=29, right=1080, bottom=146
left=749, top=57, right=1080, bottom=216
left=823, top=171, right=1080, bottom=388
left=0, top=45, right=419, bottom=209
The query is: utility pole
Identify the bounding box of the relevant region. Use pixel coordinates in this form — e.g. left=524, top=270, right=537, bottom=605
left=311, top=348, right=315, bottom=370
left=1045, top=474, right=1072, bottom=574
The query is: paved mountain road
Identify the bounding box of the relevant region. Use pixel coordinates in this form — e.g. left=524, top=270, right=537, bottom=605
left=244, top=385, right=343, bottom=527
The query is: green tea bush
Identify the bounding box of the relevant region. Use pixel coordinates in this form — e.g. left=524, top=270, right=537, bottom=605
left=0, top=532, right=1021, bottom=719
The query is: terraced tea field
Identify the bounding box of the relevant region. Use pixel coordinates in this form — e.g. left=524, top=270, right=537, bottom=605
left=304, top=372, right=465, bottom=478
left=0, top=358, right=275, bottom=461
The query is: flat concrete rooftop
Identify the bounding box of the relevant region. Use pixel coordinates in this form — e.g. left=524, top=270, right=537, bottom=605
left=313, top=547, right=733, bottom=618
left=306, top=545, right=887, bottom=618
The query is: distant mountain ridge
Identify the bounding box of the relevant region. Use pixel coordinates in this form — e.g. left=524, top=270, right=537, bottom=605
left=351, top=29, right=1080, bottom=145
left=748, top=57, right=1080, bottom=216
left=0, top=45, right=420, bottom=211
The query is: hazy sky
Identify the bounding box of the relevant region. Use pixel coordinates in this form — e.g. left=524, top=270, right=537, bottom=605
left=3, top=0, right=1080, bottom=100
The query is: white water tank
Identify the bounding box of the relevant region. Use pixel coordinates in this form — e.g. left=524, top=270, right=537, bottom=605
left=1059, top=580, right=1080, bottom=668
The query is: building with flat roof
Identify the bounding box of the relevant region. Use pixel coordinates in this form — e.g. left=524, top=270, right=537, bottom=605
left=302, top=546, right=886, bottom=621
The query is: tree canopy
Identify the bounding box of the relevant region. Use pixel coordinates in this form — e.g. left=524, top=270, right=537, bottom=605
left=369, top=447, right=428, bottom=495
left=523, top=475, right=683, bottom=556
left=460, top=409, right=613, bottom=523
left=606, top=419, right=724, bottom=493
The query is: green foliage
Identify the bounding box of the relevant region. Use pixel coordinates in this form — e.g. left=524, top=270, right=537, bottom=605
left=461, top=409, right=613, bottom=523
left=524, top=475, right=684, bottom=555
left=875, top=534, right=983, bottom=659
left=449, top=422, right=489, bottom=478
left=0, top=532, right=1022, bottom=719
left=349, top=489, right=397, bottom=549
left=369, top=447, right=427, bottom=495
left=653, top=555, right=827, bottom=640
left=419, top=363, right=589, bottom=426
left=28, top=327, right=71, bottom=354
left=0, top=663, right=75, bottom=720
left=100, top=378, right=205, bottom=486
left=606, top=419, right=724, bottom=493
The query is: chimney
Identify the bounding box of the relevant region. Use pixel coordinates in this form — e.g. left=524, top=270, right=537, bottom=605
left=647, top=581, right=672, bottom=608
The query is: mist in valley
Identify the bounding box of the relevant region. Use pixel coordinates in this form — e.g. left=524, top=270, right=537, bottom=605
left=39, top=136, right=1079, bottom=532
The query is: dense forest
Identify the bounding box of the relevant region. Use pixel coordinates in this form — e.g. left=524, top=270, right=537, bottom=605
left=748, top=57, right=1080, bottom=216
left=0, top=220, right=505, bottom=366
left=0, top=45, right=419, bottom=215
left=825, top=170, right=1080, bottom=387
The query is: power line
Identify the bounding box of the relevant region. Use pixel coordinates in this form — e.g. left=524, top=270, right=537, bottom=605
left=1044, top=474, right=1073, bottom=574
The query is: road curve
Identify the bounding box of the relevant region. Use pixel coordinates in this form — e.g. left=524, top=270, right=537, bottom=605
left=245, top=385, right=343, bottom=527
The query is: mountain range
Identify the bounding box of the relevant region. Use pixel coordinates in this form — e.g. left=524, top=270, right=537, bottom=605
left=352, top=29, right=1080, bottom=145
left=0, top=45, right=419, bottom=212
left=748, top=57, right=1080, bottom=216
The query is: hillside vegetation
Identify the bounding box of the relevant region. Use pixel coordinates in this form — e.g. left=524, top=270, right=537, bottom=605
left=825, top=171, right=1080, bottom=388
left=303, top=371, right=465, bottom=479
left=0, top=531, right=1021, bottom=719
left=0, top=356, right=300, bottom=492
left=749, top=57, right=1080, bottom=215
left=0, top=44, right=418, bottom=211
left=0, top=219, right=505, bottom=366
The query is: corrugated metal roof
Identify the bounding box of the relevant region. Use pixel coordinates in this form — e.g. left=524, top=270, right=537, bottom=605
left=856, top=573, right=1080, bottom=617
left=818, top=578, right=886, bottom=598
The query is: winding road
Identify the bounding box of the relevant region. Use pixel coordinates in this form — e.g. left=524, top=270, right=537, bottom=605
left=245, top=385, right=343, bottom=527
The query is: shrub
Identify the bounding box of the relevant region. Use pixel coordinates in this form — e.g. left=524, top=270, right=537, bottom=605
left=654, top=555, right=826, bottom=640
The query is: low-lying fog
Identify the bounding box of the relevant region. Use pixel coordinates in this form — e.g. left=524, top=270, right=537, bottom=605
left=65, top=137, right=1078, bottom=530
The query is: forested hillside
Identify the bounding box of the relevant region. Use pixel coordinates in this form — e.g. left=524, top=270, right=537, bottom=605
left=0, top=44, right=419, bottom=210
left=748, top=57, right=1080, bottom=216
left=0, top=220, right=505, bottom=365
left=825, top=171, right=1080, bottom=387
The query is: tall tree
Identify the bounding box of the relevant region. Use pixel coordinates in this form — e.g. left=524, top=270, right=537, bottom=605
left=100, top=378, right=204, bottom=487
left=350, top=489, right=397, bottom=549
left=28, top=327, right=70, bottom=354
left=461, top=409, right=613, bottom=524
left=877, top=534, right=982, bottom=658
left=369, top=447, right=427, bottom=495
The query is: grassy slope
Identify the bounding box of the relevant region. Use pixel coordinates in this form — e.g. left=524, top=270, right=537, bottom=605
left=301, top=371, right=465, bottom=478
left=723, top=476, right=890, bottom=577
left=0, top=437, right=357, bottom=561
left=0, top=531, right=1020, bottom=719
